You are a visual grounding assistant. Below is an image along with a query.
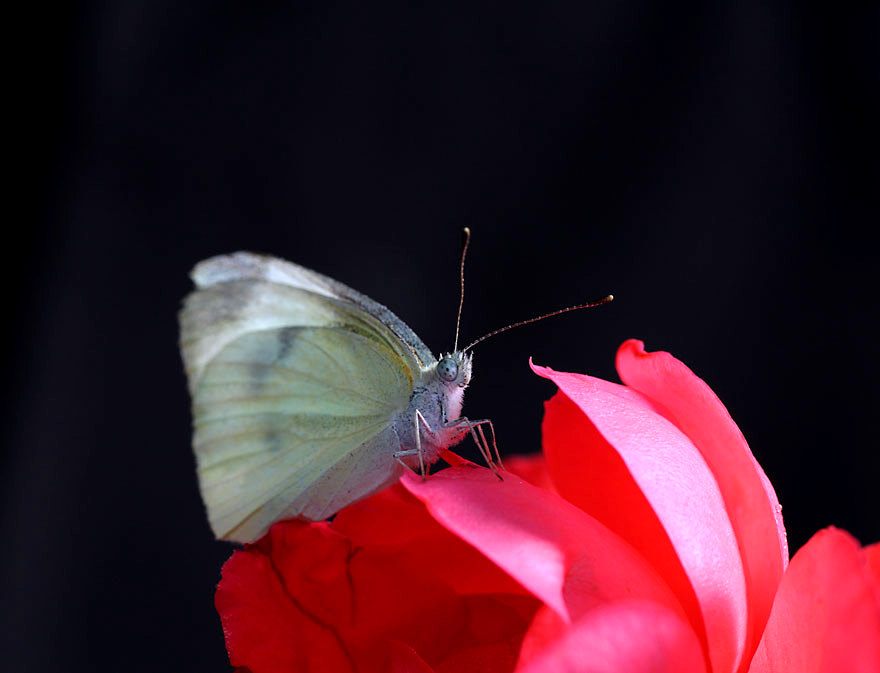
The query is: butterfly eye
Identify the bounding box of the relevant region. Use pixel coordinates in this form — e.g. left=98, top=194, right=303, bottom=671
left=437, top=357, right=459, bottom=382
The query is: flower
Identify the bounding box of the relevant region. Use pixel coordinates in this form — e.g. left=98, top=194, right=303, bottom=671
left=215, top=484, right=541, bottom=673
left=214, top=340, right=880, bottom=672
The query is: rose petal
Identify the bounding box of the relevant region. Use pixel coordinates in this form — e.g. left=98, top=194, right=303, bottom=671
left=216, top=520, right=465, bottom=672
left=402, top=466, right=686, bottom=625
left=332, top=482, right=528, bottom=597
left=516, top=604, right=569, bottom=668
left=533, top=362, right=747, bottom=673
left=433, top=595, right=537, bottom=673
left=748, top=527, right=880, bottom=673
left=502, top=453, right=558, bottom=493
left=538, top=391, right=701, bottom=628
left=216, top=522, right=358, bottom=673
left=516, top=600, right=707, bottom=673
left=391, top=641, right=436, bottom=673
left=616, top=339, right=788, bottom=659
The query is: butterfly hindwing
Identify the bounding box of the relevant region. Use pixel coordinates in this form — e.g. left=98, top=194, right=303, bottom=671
left=191, top=325, right=413, bottom=542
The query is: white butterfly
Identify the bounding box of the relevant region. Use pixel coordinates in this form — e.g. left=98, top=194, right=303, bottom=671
left=179, top=250, right=497, bottom=543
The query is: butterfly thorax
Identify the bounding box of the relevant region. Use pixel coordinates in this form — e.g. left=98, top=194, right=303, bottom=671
left=390, top=351, right=472, bottom=469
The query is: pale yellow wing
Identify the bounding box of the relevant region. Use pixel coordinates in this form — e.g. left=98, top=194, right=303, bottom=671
left=179, top=252, right=428, bottom=542
left=192, top=325, right=413, bottom=542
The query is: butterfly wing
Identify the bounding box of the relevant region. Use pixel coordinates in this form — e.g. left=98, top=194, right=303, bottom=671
left=180, top=253, right=424, bottom=542
left=183, top=251, right=435, bottom=385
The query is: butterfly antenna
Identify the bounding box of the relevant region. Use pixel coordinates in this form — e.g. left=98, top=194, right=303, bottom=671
left=463, top=295, right=614, bottom=352
left=453, top=227, right=471, bottom=352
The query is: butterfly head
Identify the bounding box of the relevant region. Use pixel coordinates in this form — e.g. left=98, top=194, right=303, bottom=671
left=436, top=351, right=472, bottom=388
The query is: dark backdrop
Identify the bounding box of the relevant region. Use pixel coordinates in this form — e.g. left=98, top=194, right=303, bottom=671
left=6, top=2, right=878, bottom=671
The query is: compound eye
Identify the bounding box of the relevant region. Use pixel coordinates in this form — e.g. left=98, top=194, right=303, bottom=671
left=437, top=357, right=459, bottom=382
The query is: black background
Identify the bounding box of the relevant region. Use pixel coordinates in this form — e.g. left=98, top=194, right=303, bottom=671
left=5, top=3, right=878, bottom=671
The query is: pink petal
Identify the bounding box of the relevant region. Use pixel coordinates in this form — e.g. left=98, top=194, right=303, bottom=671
left=616, top=340, right=788, bottom=660
left=515, top=600, right=707, bottom=673
left=533, top=362, right=747, bottom=673
left=748, top=527, right=880, bottom=673
left=402, top=466, right=686, bottom=625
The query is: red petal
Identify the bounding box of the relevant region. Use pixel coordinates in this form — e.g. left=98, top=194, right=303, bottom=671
left=533, top=362, right=747, bottom=673
left=215, top=522, right=359, bottom=673
left=331, top=481, right=433, bottom=547
left=434, top=595, right=538, bottom=673
left=503, top=453, right=558, bottom=492
left=515, top=600, right=707, bottom=673
left=337, top=484, right=543, bottom=667
left=439, top=448, right=472, bottom=467
left=748, top=527, right=880, bottom=673
left=616, top=340, right=788, bottom=660
left=391, top=641, right=436, bottom=673
left=332, top=482, right=528, bottom=597
left=402, top=466, right=686, bottom=625
left=516, top=605, right=569, bottom=668
left=216, top=520, right=465, bottom=673
left=436, top=643, right=524, bottom=673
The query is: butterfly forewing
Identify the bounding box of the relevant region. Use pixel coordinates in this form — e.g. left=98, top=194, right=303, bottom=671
left=181, top=252, right=434, bottom=388
left=181, top=281, right=414, bottom=394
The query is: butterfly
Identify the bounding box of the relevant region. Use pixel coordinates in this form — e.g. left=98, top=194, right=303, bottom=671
left=179, top=248, right=499, bottom=543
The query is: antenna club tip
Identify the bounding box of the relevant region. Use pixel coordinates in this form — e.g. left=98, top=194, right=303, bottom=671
left=463, top=226, right=471, bottom=234
left=606, top=294, right=614, bottom=302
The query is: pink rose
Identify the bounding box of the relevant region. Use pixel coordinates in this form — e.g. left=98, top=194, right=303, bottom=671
left=215, top=340, right=880, bottom=672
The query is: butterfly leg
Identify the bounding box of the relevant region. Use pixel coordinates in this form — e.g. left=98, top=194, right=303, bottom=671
left=393, top=410, right=438, bottom=480
left=413, top=409, right=427, bottom=479
left=445, top=417, right=490, bottom=467
left=472, top=418, right=503, bottom=471
left=393, top=450, right=418, bottom=472
left=446, top=417, right=504, bottom=479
